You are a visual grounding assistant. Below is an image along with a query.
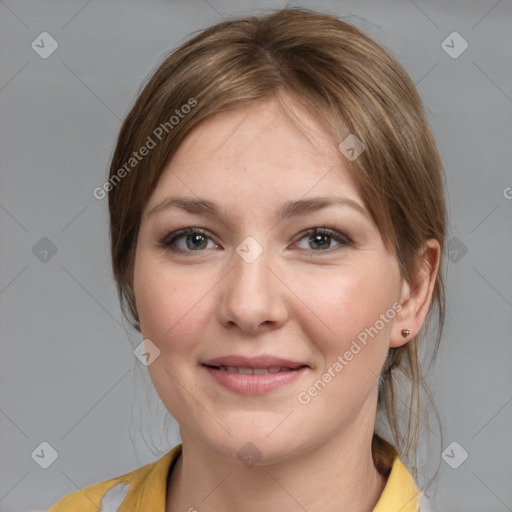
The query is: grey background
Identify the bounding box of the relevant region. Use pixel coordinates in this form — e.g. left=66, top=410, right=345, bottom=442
left=0, top=0, right=511, bottom=511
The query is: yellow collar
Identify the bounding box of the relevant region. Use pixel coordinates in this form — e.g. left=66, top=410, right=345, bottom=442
left=47, top=442, right=422, bottom=511
left=373, top=455, right=423, bottom=511
left=148, top=443, right=423, bottom=512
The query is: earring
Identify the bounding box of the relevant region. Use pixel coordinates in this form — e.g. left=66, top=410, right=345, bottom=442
left=401, top=329, right=411, bottom=338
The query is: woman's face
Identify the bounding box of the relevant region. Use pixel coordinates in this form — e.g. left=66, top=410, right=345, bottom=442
left=133, top=97, right=404, bottom=464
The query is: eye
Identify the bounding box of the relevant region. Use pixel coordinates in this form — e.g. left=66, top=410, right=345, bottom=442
left=158, top=227, right=218, bottom=253
left=159, top=226, right=352, bottom=255
left=294, top=227, right=352, bottom=254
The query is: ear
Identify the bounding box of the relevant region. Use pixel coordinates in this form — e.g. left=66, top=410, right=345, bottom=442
left=390, top=239, right=441, bottom=348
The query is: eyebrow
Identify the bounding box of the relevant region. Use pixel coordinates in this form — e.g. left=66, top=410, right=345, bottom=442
left=147, top=195, right=370, bottom=222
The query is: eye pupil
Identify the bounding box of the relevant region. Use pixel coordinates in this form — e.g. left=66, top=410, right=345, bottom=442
left=187, top=234, right=207, bottom=250
left=310, top=234, right=330, bottom=250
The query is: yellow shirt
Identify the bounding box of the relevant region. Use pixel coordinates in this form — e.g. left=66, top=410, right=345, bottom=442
left=46, top=443, right=424, bottom=511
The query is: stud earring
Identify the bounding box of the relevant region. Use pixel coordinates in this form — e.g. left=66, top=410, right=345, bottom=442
left=401, top=329, right=411, bottom=338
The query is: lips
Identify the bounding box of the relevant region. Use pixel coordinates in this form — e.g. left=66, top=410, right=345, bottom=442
left=203, top=365, right=308, bottom=395
left=201, top=355, right=310, bottom=395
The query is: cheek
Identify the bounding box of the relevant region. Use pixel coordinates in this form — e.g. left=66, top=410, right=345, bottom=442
left=291, top=266, right=395, bottom=372
left=133, top=253, right=215, bottom=421
left=291, top=273, right=394, bottom=420
left=133, top=251, right=214, bottom=355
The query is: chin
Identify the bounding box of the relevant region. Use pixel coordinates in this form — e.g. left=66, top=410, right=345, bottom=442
left=199, top=427, right=314, bottom=468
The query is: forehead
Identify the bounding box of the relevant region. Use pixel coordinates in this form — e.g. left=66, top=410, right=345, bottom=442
left=172, top=97, right=338, bottom=170
left=145, top=97, right=364, bottom=215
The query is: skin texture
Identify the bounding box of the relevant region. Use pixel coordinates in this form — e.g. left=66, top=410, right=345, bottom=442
left=133, top=96, right=440, bottom=512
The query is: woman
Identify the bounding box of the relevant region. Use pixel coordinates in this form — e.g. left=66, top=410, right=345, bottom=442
left=47, top=7, right=445, bottom=512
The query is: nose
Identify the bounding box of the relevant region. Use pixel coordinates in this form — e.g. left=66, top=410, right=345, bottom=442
left=218, top=244, right=289, bottom=334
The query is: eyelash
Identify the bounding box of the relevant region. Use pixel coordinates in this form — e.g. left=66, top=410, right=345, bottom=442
left=158, top=226, right=353, bottom=256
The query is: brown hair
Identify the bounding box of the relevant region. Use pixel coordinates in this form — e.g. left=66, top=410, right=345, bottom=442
left=107, top=7, right=446, bottom=479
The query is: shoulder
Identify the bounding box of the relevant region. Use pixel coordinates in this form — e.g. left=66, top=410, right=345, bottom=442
left=45, top=444, right=182, bottom=512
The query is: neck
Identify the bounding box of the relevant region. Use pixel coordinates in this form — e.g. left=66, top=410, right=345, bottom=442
left=167, top=423, right=388, bottom=512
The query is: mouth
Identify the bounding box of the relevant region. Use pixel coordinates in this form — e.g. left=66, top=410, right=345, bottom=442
left=202, top=364, right=308, bottom=374
left=201, top=364, right=309, bottom=395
